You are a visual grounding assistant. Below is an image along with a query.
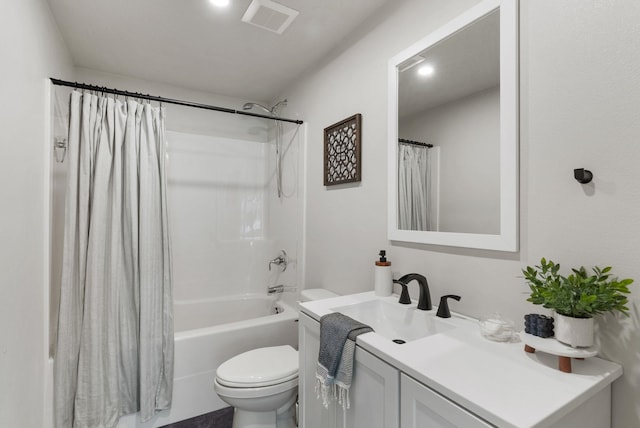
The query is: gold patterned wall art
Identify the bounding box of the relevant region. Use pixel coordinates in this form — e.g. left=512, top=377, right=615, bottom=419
left=323, top=114, right=362, bottom=186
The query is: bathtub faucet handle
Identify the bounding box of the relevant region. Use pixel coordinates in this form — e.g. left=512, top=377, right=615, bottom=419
left=268, top=250, right=288, bottom=272
left=268, top=284, right=297, bottom=295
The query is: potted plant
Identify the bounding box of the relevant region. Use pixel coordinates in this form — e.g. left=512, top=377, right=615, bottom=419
left=522, top=258, right=633, bottom=347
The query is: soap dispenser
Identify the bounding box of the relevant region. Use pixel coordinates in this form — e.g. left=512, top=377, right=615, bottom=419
left=374, top=250, right=392, bottom=297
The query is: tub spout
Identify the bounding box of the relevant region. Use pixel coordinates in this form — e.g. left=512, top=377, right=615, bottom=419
left=268, top=284, right=297, bottom=295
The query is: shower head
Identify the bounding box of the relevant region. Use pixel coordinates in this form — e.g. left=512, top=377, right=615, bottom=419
left=242, top=100, right=288, bottom=115
left=270, top=99, right=287, bottom=115
left=242, top=98, right=289, bottom=200
left=242, top=102, right=271, bottom=114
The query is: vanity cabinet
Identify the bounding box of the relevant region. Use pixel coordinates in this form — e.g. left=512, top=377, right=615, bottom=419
left=298, top=313, right=399, bottom=428
left=300, top=313, right=490, bottom=428
left=299, top=311, right=487, bottom=428
left=299, top=305, right=615, bottom=428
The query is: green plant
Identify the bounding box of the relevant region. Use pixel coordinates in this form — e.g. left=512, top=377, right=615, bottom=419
left=522, top=258, right=633, bottom=318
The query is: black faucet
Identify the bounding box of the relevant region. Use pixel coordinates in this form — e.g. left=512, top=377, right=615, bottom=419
left=393, top=279, right=412, bottom=305
left=436, top=295, right=461, bottom=318
left=394, top=273, right=432, bottom=310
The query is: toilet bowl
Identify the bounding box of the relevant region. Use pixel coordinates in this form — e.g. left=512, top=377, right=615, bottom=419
left=214, top=345, right=299, bottom=428
left=214, top=289, right=338, bottom=428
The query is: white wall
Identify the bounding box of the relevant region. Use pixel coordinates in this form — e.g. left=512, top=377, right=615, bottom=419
left=0, top=1, right=74, bottom=427
left=280, top=1, right=640, bottom=427
left=401, top=86, right=500, bottom=234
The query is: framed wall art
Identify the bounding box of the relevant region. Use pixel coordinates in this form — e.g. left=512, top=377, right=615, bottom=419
left=323, top=113, right=362, bottom=186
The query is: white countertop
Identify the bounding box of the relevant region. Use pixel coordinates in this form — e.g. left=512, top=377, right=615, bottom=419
left=299, top=292, right=623, bottom=428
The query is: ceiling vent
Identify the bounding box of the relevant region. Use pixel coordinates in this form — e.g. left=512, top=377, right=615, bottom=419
left=241, top=0, right=299, bottom=35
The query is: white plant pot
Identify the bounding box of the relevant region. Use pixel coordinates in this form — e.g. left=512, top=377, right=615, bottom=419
left=555, top=313, right=594, bottom=348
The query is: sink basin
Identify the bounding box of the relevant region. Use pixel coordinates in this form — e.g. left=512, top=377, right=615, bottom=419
left=331, top=299, right=456, bottom=343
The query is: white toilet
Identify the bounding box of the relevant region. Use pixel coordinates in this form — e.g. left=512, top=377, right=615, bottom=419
left=214, top=288, right=338, bottom=428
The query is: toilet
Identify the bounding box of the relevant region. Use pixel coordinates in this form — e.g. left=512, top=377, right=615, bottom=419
left=214, top=288, right=338, bottom=428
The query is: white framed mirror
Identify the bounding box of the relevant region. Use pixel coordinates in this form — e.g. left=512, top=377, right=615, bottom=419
left=387, top=0, right=518, bottom=251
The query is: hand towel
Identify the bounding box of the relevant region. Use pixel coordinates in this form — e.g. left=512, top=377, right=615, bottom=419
left=315, top=312, right=373, bottom=410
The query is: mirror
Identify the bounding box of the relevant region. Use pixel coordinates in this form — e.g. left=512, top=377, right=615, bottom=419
left=387, top=0, right=518, bottom=251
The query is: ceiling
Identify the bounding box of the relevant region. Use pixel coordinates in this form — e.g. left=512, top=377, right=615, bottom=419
left=45, top=0, right=394, bottom=103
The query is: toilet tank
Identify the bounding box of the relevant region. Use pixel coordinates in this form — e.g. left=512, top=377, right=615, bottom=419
left=300, top=288, right=338, bottom=302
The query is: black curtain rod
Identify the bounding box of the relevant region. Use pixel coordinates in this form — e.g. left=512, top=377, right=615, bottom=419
left=50, top=78, right=304, bottom=125
left=398, top=138, right=433, bottom=148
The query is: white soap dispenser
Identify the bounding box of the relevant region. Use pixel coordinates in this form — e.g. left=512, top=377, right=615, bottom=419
left=374, top=250, right=392, bottom=297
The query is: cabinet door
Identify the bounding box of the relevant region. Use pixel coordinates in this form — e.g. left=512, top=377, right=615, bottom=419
left=299, top=313, right=400, bottom=428
left=299, top=313, right=337, bottom=428
left=401, top=374, right=492, bottom=428
left=338, top=346, right=400, bottom=428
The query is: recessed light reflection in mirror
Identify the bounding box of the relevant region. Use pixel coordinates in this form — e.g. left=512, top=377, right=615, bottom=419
left=417, top=64, right=435, bottom=77
left=209, top=0, right=230, bottom=7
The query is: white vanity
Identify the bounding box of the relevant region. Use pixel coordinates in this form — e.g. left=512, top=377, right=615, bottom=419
left=299, top=292, right=622, bottom=428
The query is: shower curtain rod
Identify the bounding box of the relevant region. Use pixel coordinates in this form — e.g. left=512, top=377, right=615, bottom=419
left=49, top=78, right=304, bottom=125
left=398, top=138, right=433, bottom=148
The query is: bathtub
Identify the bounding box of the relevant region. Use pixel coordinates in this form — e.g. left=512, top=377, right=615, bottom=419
left=114, top=293, right=299, bottom=427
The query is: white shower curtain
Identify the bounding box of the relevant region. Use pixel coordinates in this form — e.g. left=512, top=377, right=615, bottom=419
left=398, top=143, right=432, bottom=231
left=54, top=91, right=174, bottom=428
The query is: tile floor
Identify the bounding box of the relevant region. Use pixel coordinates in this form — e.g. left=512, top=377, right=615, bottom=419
left=159, top=407, right=233, bottom=428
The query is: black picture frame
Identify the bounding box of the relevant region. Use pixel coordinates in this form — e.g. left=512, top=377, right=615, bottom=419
left=323, top=114, right=362, bottom=186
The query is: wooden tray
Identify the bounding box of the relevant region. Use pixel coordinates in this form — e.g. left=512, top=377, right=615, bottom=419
left=520, top=331, right=599, bottom=373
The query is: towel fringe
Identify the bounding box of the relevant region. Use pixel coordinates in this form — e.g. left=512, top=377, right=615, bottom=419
left=315, top=373, right=351, bottom=410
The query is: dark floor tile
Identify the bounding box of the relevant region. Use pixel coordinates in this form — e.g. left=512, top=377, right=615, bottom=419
left=160, top=407, right=234, bottom=428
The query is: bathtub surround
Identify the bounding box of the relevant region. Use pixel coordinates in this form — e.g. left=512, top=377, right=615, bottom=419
left=54, top=92, right=174, bottom=427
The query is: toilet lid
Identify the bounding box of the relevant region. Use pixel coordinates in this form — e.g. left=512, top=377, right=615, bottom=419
left=216, top=345, right=299, bottom=387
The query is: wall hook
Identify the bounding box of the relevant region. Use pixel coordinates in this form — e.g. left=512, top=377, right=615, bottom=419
left=54, top=138, right=67, bottom=163
left=574, top=168, right=593, bottom=184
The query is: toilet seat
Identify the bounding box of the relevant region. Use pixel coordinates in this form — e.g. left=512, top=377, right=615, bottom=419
left=214, top=376, right=299, bottom=399
left=216, top=345, right=299, bottom=388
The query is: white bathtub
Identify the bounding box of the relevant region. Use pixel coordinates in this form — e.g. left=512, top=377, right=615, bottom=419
left=115, top=293, right=299, bottom=427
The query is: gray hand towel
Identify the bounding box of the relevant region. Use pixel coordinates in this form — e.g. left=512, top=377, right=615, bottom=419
left=315, top=312, right=373, bottom=410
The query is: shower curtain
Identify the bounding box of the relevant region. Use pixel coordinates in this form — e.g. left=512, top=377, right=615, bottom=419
left=398, top=143, right=433, bottom=231
left=54, top=91, right=174, bottom=428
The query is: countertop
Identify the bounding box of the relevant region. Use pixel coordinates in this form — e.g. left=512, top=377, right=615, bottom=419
left=299, top=291, right=623, bottom=428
